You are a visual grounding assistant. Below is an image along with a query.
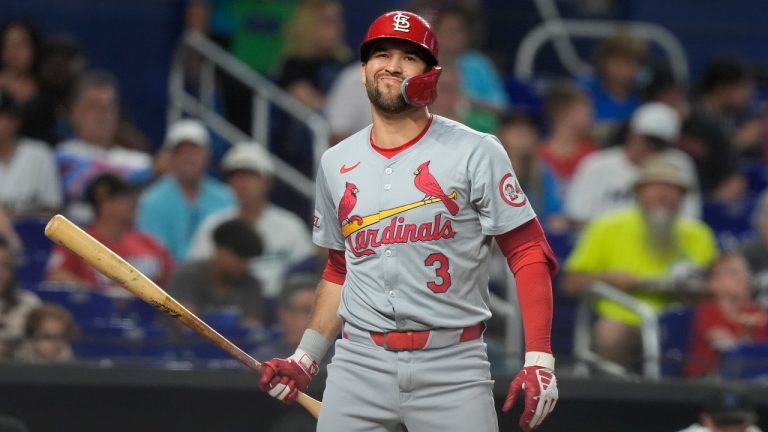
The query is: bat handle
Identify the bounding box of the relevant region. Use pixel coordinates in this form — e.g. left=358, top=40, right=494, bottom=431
left=297, top=392, right=322, bottom=419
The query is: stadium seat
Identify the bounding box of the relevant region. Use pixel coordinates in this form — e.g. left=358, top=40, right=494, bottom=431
left=14, top=219, right=53, bottom=288
left=72, top=339, right=134, bottom=360
left=658, top=306, right=695, bottom=377
left=702, top=195, right=758, bottom=248
left=720, top=342, right=768, bottom=380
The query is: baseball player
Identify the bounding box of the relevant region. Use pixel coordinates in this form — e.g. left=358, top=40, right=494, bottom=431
left=259, top=11, right=559, bottom=432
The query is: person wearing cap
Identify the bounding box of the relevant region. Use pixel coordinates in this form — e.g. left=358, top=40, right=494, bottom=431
left=136, top=118, right=235, bottom=262
left=55, top=71, right=153, bottom=222
left=563, top=154, right=717, bottom=369
left=166, top=218, right=265, bottom=327
left=186, top=142, right=315, bottom=303
left=565, top=101, right=701, bottom=225
left=0, top=89, right=62, bottom=218
left=677, top=388, right=763, bottom=432
left=46, top=173, right=174, bottom=293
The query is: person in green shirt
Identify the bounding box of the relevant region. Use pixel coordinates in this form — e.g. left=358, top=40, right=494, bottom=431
left=562, top=154, right=718, bottom=369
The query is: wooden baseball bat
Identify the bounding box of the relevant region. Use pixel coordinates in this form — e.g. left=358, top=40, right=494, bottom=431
left=44, top=214, right=322, bottom=419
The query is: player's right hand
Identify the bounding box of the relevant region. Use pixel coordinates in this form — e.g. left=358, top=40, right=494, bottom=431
left=258, top=348, right=319, bottom=405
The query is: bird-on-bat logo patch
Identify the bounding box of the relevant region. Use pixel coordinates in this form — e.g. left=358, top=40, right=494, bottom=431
left=335, top=161, right=459, bottom=257
left=499, top=173, right=527, bottom=207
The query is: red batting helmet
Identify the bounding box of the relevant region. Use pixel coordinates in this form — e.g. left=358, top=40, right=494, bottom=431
left=360, top=11, right=442, bottom=107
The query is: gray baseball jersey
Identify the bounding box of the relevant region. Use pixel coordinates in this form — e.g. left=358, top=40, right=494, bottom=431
left=313, top=115, right=536, bottom=332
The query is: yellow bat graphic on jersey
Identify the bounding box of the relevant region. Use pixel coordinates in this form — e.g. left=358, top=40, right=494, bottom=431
left=341, top=191, right=458, bottom=238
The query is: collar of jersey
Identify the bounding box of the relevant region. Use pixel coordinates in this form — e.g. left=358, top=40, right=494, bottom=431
left=369, top=114, right=434, bottom=160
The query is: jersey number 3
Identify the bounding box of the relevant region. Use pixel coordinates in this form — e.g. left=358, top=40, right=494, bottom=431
left=425, top=253, right=452, bottom=293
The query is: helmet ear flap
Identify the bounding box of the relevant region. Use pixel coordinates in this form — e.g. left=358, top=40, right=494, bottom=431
left=401, top=66, right=442, bottom=107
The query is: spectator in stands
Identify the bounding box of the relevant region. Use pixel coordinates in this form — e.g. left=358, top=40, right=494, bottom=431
left=12, top=303, right=75, bottom=364
left=276, top=0, right=349, bottom=111
left=684, top=253, right=768, bottom=378
left=695, top=58, right=761, bottom=158
left=252, top=274, right=316, bottom=360
left=55, top=71, right=153, bottom=222
left=428, top=67, right=469, bottom=123
left=0, top=20, right=55, bottom=144
left=167, top=218, right=264, bottom=327
left=137, top=119, right=234, bottom=261
left=46, top=174, right=174, bottom=293
left=562, top=155, right=717, bottom=369
left=743, top=192, right=768, bottom=286
left=538, top=81, right=598, bottom=195
left=643, top=64, right=746, bottom=201
left=496, top=112, right=568, bottom=232
left=0, top=235, right=40, bottom=359
left=565, top=102, right=701, bottom=224
left=38, top=36, right=87, bottom=141
left=0, top=209, right=21, bottom=256
left=187, top=142, right=315, bottom=300
left=274, top=0, right=350, bottom=178
left=677, top=388, right=763, bottom=432
left=578, top=32, right=646, bottom=144
left=0, top=90, right=62, bottom=217
left=324, top=63, right=371, bottom=144
left=432, top=6, right=509, bottom=132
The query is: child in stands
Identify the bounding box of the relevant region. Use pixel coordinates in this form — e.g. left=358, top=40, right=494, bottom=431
left=685, top=253, right=768, bottom=377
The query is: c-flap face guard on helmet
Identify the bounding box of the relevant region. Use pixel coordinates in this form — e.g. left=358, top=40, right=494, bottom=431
left=401, top=66, right=442, bottom=107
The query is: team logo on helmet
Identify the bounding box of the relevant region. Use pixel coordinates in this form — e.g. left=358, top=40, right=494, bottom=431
left=392, top=12, right=411, bottom=32
left=499, top=173, right=527, bottom=207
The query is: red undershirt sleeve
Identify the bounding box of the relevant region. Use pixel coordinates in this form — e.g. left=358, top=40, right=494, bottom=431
left=494, top=218, right=558, bottom=354
left=322, top=249, right=347, bottom=285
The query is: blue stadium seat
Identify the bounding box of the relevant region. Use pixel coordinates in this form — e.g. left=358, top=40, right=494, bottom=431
left=72, top=339, right=134, bottom=360
left=35, top=285, right=118, bottom=328
left=658, top=307, right=695, bottom=377
left=720, top=342, right=768, bottom=380
left=702, top=195, right=758, bottom=248
left=14, top=219, right=53, bottom=288
left=547, top=231, right=579, bottom=354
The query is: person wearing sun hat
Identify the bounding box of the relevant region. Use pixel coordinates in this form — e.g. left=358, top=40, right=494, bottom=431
left=563, top=153, right=717, bottom=369
left=186, top=142, right=315, bottom=303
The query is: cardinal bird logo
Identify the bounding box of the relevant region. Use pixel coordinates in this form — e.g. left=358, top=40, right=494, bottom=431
left=338, top=182, right=364, bottom=226
left=413, top=161, right=459, bottom=216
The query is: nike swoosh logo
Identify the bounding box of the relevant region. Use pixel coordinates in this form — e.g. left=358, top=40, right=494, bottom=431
left=340, top=162, right=361, bottom=174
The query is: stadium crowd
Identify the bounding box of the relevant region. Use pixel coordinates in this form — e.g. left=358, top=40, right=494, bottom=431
left=0, top=0, right=767, bottom=387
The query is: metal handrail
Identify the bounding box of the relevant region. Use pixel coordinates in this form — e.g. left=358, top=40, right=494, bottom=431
left=573, top=281, right=661, bottom=379
left=515, top=20, right=689, bottom=84
left=167, top=31, right=330, bottom=200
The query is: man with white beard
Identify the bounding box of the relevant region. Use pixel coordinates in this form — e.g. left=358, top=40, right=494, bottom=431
left=562, top=155, right=717, bottom=369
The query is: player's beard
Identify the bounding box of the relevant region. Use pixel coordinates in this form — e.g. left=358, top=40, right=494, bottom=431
left=642, top=206, right=678, bottom=252
left=366, top=77, right=410, bottom=114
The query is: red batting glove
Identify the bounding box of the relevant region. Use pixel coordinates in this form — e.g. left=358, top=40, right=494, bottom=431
left=502, top=353, right=559, bottom=431
left=258, top=348, right=319, bottom=404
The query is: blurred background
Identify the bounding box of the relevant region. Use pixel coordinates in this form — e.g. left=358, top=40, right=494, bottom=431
left=1, top=0, right=768, bottom=431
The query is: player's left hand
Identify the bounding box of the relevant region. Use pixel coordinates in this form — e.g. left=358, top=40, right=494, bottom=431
left=502, top=353, right=558, bottom=431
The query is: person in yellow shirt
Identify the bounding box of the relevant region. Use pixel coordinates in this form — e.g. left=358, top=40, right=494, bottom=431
left=563, top=154, right=717, bottom=368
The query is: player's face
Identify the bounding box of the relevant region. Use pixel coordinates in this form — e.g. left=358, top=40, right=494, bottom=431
left=362, top=39, right=428, bottom=114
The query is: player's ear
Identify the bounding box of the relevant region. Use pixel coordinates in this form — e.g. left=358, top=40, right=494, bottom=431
left=360, top=62, right=367, bottom=85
